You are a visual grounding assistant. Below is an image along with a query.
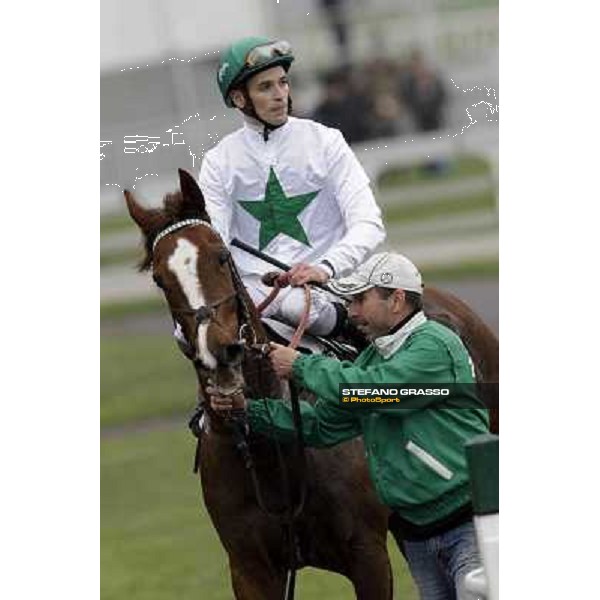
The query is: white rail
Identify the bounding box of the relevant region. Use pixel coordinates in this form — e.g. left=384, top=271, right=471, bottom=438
left=354, top=124, right=498, bottom=204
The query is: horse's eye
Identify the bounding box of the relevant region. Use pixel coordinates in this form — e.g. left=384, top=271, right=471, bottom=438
left=218, top=249, right=230, bottom=265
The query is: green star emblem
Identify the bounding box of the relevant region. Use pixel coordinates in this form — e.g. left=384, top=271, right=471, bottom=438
left=238, top=167, right=320, bottom=250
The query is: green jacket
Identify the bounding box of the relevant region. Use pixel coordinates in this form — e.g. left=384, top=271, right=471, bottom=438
left=247, top=312, right=490, bottom=526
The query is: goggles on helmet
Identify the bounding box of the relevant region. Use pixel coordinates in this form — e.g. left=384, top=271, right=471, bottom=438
left=245, top=40, right=293, bottom=68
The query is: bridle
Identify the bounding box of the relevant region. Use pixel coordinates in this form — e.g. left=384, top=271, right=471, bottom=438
left=151, top=218, right=261, bottom=351
left=169, top=291, right=239, bottom=329
left=151, top=218, right=208, bottom=253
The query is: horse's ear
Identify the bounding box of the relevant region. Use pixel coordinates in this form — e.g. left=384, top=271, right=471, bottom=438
left=178, top=169, right=211, bottom=222
left=124, top=189, right=152, bottom=233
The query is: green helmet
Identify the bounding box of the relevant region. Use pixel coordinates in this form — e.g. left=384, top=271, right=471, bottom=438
left=217, top=37, right=295, bottom=107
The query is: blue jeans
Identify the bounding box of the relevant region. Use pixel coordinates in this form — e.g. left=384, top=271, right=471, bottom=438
left=402, top=521, right=482, bottom=600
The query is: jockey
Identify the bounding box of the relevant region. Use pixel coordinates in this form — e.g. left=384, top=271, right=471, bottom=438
left=199, top=36, right=386, bottom=336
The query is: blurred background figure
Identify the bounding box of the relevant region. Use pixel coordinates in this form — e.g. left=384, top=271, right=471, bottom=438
left=399, top=48, right=449, bottom=173
left=362, top=57, right=410, bottom=139
left=369, top=92, right=404, bottom=138
left=401, top=49, right=447, bottom=133
left=318, top=0, right=352, bottom=66
left=311, top=58, right=412, bottom=144
left=311, top=68, right=371, bottom=144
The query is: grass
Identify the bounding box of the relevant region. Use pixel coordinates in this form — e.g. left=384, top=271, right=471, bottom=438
left=422, top=258, right=498, bottom=280
left=101, top=334, right=196, bottom=428
left=437, top=0, right=498, bottom=12
left=101, top=297, right=164, bottom=320
left=101, top=247, right=142, bottom=268
left=383, top=190, right=496, bottom=224
left=377, top=154, right=491, bottom=189
left=101, top=428, right=227, bottom=600
left=101, top=212, right=137, bottom=236
left=101, top=428, right=418, bottom=600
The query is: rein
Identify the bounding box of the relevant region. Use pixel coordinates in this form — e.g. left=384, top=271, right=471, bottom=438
left=256, top=271, right=312, bottom=350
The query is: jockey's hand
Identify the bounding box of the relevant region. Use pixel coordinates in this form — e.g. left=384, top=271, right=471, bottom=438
left=269, top=342, right=300, bottom=379
left=288, top=262, right=330, bottom=286
left=206, top=385, right=247, bottom=412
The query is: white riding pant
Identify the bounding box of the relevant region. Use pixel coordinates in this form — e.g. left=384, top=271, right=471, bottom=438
left=242, top=274, right=340, bottom=336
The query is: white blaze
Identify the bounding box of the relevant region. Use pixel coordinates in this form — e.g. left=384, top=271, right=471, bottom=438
left=167, top=238, right=217, bottom=369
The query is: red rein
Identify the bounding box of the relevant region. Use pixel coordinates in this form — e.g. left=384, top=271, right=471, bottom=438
left=256, top=272, right=311, bottom=349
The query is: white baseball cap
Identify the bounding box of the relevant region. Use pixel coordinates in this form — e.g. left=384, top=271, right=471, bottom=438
left=329, top=252, right=423, bottom=296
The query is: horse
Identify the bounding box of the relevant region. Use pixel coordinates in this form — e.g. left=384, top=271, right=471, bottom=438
left=124, top=168, right=499, bottom=599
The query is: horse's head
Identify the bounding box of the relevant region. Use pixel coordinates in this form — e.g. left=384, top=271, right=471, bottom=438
left=124, top=169, right=246, bottom=394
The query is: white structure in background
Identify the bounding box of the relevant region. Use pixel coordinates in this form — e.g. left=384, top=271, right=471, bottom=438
left=101, top=0, right=274, bottom=209
left=355, top=124, right=498, bottom=202
left=101, top=0, right=272, bottom=72
left=464, top=433, right=499, bottom=600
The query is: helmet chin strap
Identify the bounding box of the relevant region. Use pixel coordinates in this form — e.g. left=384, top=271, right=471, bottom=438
left=238, top=89, right=293, bottom=141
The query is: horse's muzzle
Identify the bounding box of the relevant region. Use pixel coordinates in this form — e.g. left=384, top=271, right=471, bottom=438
left=217, top=342, right=244, bottom=367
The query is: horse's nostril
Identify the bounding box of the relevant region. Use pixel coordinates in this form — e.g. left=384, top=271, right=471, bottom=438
left=220, top=343, right=243, bottom=366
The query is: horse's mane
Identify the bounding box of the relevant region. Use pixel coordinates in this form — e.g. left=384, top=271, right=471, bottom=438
left=137, top=191, right=208, bottom=272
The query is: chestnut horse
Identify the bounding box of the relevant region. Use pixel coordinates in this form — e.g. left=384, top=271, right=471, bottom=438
left=124, top=169, right=498, bottom=599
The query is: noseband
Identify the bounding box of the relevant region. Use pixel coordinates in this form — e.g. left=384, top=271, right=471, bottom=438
left=169, top=291, right=238, bottom=328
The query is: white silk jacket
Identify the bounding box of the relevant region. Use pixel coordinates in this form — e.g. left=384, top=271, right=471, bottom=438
left=198, top=116, right=386, bottom=278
